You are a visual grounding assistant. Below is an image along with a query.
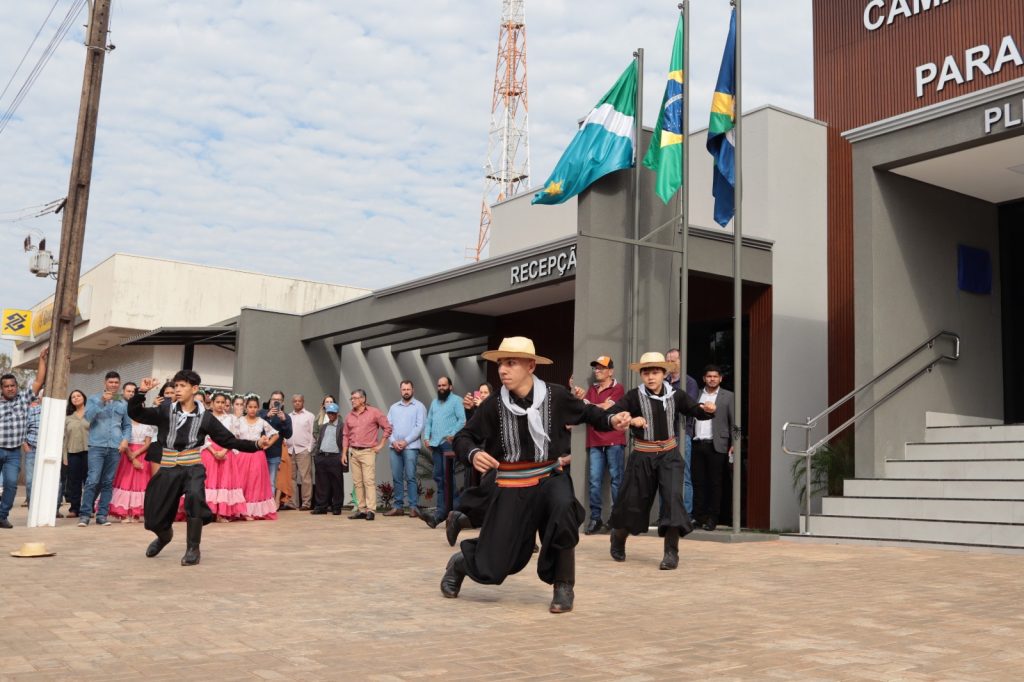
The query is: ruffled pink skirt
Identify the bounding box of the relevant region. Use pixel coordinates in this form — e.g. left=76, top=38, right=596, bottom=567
left=235, top=450, right=277, bottom=520
left=110, top=443, right=152, bottom=519
left=201, top=446, right=247, bottom=518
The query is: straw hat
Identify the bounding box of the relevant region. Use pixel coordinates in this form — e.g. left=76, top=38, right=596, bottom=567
left=10, top=542, right=56, bottom=558
left=628, top=351, right=679, bottom=373
left=481, top=336, right=553, bottom=365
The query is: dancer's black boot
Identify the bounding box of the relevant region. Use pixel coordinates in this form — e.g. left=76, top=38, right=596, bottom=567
left=549, top=549, right=576, bottom=614
left=445, top=511, right=472, bottom=547
left=660, top=527, right=680, bottom=570
left=440, top=552, right=467, bottom=598
left=609, top=527, right=628, bottom=562
left=145, top=527, right=173, bottom=558
left=181, top=517, right=203, bottom=566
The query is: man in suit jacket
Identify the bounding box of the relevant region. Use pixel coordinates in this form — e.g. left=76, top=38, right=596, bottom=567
left=309, top=403, right=346, bottom=515
left=690, top=365, right=735, bottom=531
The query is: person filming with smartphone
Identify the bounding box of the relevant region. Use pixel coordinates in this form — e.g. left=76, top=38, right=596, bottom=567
left=259, top=390, right=293, bottom=506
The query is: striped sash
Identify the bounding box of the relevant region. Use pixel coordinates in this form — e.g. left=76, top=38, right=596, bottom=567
left=160, top=447, right=203, bottom=468
left=495, top=459, right=561, bottom=488
left=633, top=437, right=677, bottom=453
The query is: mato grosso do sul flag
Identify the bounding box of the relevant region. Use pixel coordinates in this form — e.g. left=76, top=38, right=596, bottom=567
left=643, top=13, right=686, bottom=204
left=706, top=8, right=737, bottom=227
left=533, top=61, right=637, bottom=205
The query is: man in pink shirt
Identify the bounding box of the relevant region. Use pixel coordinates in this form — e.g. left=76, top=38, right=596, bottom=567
left=341, top=389, right=392, bottom=521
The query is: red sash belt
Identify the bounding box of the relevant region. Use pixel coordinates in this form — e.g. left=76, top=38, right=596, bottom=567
left=633, top=438, right=677, bottom=453
left=495, top=459, right=561, bottom=488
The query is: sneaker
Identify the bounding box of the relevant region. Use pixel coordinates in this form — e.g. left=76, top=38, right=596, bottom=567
left=78, top=517, right=90, bottom=527
left=97, top=517, right=111, bottom=526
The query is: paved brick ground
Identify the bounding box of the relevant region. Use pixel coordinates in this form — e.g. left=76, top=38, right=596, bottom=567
left=2, top=499, right=1024, bottom=681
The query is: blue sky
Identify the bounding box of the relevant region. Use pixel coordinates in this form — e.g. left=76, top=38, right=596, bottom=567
left=0, top=0, right=812, bottom=342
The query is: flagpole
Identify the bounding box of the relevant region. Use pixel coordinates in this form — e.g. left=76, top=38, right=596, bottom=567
left=731, top=0, right=744, bottom=534
left=679, top=2, right=689, bottom=384
left=631, top=48, right=644, bottom=386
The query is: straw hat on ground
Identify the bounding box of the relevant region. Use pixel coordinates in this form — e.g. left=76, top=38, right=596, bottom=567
left=10, top=542, right=56, bottom=558
left=481, top=336, right=553, bottom=365
left=628, top=351, right=679, bottom=373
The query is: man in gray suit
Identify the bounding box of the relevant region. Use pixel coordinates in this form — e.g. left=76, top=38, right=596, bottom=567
left=691, top=365, right=735, bottom=531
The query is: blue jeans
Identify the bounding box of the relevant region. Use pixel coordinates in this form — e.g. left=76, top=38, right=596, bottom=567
left=432, top=441, right=460, bottom=521
left=80, top=446, right=120, bottom=519
left=267, top=457, right=281, bottom=497
left=587, top=445, right=625, bottom=521
left=683, top=434, right=693, bottom=515
left=0, top=446, right=22, bottom=520
left=390, top=448, right=419, bottom=510
left=24, top=446, right=36, bottom=502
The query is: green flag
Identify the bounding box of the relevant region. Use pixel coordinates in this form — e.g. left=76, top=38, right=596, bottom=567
left=642, top=14, right=685, bottom=204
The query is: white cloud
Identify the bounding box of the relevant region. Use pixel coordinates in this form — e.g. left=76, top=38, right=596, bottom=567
left=0, top=0, right=812, bottom=341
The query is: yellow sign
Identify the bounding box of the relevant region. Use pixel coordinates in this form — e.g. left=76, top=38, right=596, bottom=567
left=1, top=309, right=33, bottom=339
left=28, top=285, right=92, bottom=342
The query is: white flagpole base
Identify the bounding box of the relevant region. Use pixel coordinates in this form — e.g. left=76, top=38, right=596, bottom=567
left=27, top=397, right=67, bottom=528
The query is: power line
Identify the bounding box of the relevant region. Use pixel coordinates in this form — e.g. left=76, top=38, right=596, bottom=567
left=0, top=0, right=88, bottom=141
left=0, top=198, right=64, bottom=216
left=0, top=198, right=65, bottom=223
left=0, top=0, right=62, bottom=104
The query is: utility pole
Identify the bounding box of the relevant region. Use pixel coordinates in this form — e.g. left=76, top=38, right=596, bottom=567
left=29, top=0, right=112, bottom=528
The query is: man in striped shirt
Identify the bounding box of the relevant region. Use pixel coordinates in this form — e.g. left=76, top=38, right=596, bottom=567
left=421, top=376, right=466, bottom=528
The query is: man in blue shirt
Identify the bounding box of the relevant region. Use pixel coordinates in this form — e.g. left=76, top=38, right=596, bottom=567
left=385, top=380, right=426, bottom=518
left=421, top=376, right=466, bottom=528
left=0, top=347, right=48, bottom=529
left=79, top=370, right=132, bottom=527
left=260, top=390, right=293, bottom=506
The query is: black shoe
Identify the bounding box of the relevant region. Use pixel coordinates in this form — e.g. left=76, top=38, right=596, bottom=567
left=145, top=528, right=173, bottom=558
left=703, top=521, right=716, bottom=532
left=0, top=518, right=12, bottom=529
left=660, top=527, right=680, bottom=570
left=549, top=582, right=575, bottom=613
left=420, top=513, right=439, bottom=529
left=349, top=511, right=367, bottom=520
left=584, top=519, right=603, bottom=535
left=440, top=552, right=467, bottom=598
left=181, top=546, right=201, bottom=566
left=365, top=511, right=375, bottom=521
left=690, top=516, right=700, bottom=527
left=331, top=509, right=342, bottom=515
left=181, top=518, right=202, bottom=566
left=310, top=508, right=328, bottom=515
left=609, top=528, right=627, bottom=562
left=445, top=511, right=472, bottom=547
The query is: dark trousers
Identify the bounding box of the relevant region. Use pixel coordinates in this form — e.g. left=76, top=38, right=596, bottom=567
left=144, top=464, right=213, bottom=532
left=462, top=470, right=583, bottom=586
left=64, top=451, right=88, bottom=514
left=457, top=469, right=497, bottom=528
left=692, top=439, right=725, bottom=524
left=314, top=455, right=344, bottom=512
left=609, top=447, right=692, bottom=536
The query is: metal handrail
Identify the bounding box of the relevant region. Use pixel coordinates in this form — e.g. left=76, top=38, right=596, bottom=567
left=781, top=330, right=960, bottom=534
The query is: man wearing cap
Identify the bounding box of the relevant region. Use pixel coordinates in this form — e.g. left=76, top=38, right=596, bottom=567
left=605, top=351, right=716, bottom=571
left=439, top=336, right=632, bottom=614
left=571, top=356, right=626, bottom=535
left=310, top=402, right=345, bottom=515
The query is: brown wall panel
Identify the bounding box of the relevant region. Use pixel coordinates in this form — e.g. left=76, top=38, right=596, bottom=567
left=746, top=285, right=772, bottom=529
left=813, top=0, right=1024, bottom=428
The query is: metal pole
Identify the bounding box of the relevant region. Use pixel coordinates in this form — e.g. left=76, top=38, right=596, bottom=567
left=679, top=2, right=689, bottom=380
left=731, top=0, right=744, bottom=534
left=630, top=48, right=644, bottom=387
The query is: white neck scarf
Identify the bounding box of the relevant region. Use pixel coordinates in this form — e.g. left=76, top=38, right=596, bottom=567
left=640, top=383, right=675, bottom=409
left=501, top=378, right=549, bottom=459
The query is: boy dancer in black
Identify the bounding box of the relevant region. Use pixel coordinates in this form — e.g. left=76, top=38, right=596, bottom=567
left=129, top=371, right=269, bottom=565
left=440, top=337, right=631, bottom=613
left=606, top=352, right=715, bottom=570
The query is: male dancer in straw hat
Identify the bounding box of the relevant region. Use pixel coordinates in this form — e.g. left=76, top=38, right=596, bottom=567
left=440, top=336, right=632, bottom=613
left=605, top=351, right=716, bottom=570
left=129, top=372, right=271, bottom=566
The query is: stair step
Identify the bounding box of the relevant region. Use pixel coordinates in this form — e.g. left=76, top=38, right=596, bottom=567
left=906, top=441, right=1024, bottom=460
left=780, top=534, right=1024, bottom=555
left=799, top=514, right=1024, bottom=547
left=843, top=478, right=1024, bottom=500
left=925, top=424, right=1024, bottom=443
left=885, top=459, right=1024, bottom=479
left=925, top=412, right=1001, bottom=428
left=822, top=496, right=1024, bottom=523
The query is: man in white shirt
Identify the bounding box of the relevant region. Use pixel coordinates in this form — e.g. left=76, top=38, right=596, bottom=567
left=287, top=395, right=316, bottom=511
left=691, top=365, right=735, bottom=531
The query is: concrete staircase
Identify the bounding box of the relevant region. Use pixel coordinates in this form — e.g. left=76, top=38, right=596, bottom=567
left=783, top=413, right=1024, bottom=553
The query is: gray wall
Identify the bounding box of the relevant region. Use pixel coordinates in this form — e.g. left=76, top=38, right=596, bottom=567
left=852, top=103, right=1008, bottom=475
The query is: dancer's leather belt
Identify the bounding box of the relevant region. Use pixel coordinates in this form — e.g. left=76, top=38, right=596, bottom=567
left=634, top=437, right=677, bottom=453
left=160, top=447, right=203, bottom=468
left=495, top=459, right=561, bottom=488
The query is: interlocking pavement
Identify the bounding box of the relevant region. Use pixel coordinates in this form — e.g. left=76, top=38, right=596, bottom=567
left=2, top=499, right=1024, bottom=681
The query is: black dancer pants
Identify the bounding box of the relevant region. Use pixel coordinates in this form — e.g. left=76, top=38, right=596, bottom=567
left=609, top=447, right=692, bottom=537
left=144, top=464, right=213, bottom=532
left=691, top=439, right=726, bottom=525
left=461, top=469, right=583, bottom=586
left=314, top=455, right=344, bottom=512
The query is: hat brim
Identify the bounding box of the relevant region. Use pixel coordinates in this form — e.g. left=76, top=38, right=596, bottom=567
left=589, top=361, right=612, bottom=368
left=10, top=551, right=56, bottom=558
left=481, top=350, right=553, bottom=365
left=628, top=361, right=678, bottom=373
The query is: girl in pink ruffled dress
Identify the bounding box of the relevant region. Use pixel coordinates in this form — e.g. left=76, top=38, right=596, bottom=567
left=201, top=392, right=248, bottom=521
left=234, top=396, right=278, bottom=520
left=110, top=383, right=156, bottom=522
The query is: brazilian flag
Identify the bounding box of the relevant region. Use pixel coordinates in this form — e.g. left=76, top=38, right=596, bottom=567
left=643, top=14, right=685, bottom=204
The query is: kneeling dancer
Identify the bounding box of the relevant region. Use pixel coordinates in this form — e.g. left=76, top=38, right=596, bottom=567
left=440, top=337, right=630, bottom=613
left=606, top=352, right=715, bottom=570
left=129, top=372, right=269, bottom=565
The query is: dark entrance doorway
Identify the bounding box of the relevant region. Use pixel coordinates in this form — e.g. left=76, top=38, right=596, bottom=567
left=1000, top=200, right=1024, bottom=423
